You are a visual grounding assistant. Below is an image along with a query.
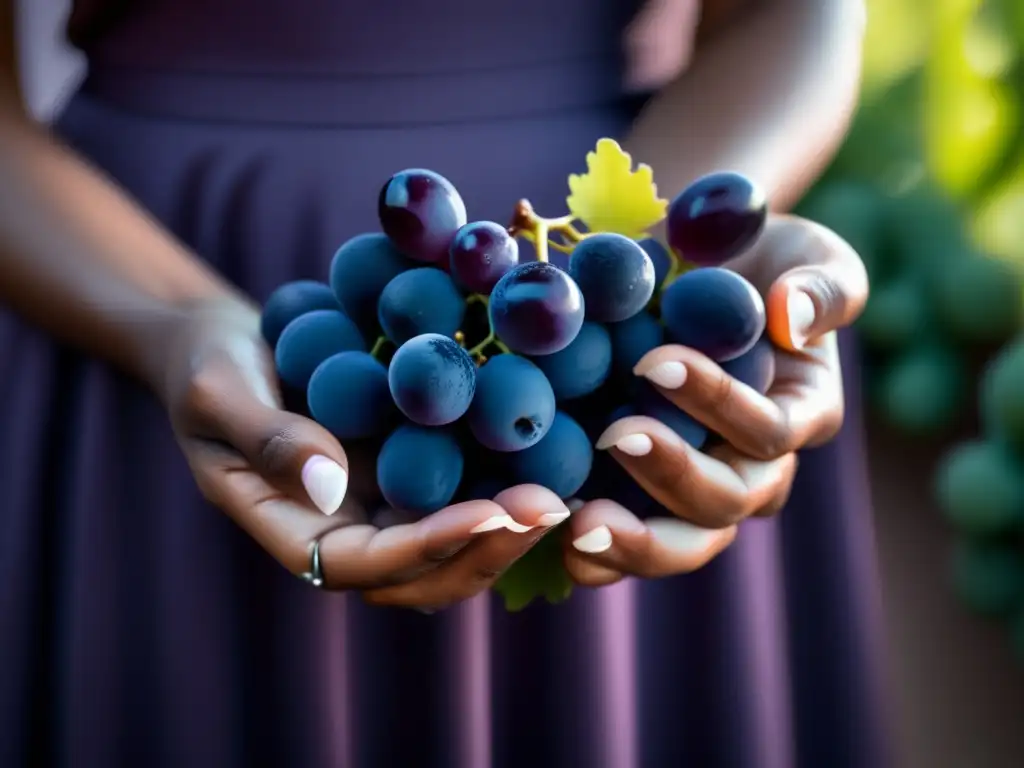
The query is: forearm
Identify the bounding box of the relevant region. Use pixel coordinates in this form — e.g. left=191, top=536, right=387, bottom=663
left=625, top=0, right=865, bottom=211
left=0, top=103, right=243, bottom=384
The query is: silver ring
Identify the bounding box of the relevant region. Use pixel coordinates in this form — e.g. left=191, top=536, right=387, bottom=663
left=300, top=538, right=325, bottom=588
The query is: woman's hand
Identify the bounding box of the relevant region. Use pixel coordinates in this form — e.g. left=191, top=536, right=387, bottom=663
left=564, top=215, right=868, bottom=586
left=158, top=299, right=570, bottom=609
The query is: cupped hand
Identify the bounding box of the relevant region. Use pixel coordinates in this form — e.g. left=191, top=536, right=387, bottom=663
left=565, top=214, right=868, bottom=586
left=158, top=299, right=570, bottom=608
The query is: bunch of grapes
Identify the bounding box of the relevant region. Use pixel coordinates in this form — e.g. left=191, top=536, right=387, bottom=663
left=262, top=152, right=776, bottom=610
left=798, top=181, right=1022, bottom=435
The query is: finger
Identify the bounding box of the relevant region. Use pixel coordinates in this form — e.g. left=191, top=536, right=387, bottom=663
left=184, top=357, right=351, bottom=516
left=363, top=486, right=572, bottom=607
left=633, top=343, right=842, bottom=459
left=566, top=499, right=737, bottom=581
left=727, top=215, right=869, bottom=351
left=595, top=415, right=795, bottom=527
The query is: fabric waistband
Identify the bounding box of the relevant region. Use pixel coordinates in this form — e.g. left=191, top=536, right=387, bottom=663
left=80, top=58, right=626, bottom=128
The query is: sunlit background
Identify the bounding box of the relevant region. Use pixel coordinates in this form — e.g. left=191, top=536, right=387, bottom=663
left=12, top=1, right=1024, bottom=766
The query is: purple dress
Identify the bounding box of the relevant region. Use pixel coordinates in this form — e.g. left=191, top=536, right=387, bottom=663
left=0, top=2, right=893, bottom=766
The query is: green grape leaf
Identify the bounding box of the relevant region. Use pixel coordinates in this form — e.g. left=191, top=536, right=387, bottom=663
left=493, top=524, right=573, bottom=611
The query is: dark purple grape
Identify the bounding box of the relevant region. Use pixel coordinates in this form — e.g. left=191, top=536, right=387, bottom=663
left=378, top=169, right=467, bottom=264
left=489, top=262, right=585, bottom=356
left=568, top=233, right=655, bottom=322
left=449, top=221, right=519, bottom=294
left=661, top=267, right=765, bottom=362
left=721, top=336, right=776, bottom=394
left=666, top=172, right=767, bottom=266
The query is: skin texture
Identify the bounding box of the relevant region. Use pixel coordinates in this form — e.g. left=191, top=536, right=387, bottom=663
left=0, top=0, right=866, bottom=608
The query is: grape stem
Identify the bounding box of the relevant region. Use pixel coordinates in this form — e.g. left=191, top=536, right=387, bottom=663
left=466, top=303, right=511, bottom=362
left=508, top=199, right=586, bottom=262
left=370, top=335, right=389, bottom=359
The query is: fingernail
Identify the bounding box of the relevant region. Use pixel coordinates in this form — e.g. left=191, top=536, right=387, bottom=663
left=647, top=519, right=718, bottom=552
left=470, top=514, right=535, bottom=534
left=613, top=434, right=654, bottom=456
left=573, top=525, right=613, bottom=554
left=642, top=361, right=687, bottom=389
left=537, top=509, right=571, bottom=527
left=787, top=289, right=817, bottom=350
left=301, top=455, right=348, bottom=515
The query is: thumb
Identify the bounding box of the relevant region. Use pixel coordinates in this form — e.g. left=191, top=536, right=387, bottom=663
left=190, top=366, right=351, bottom=516
left=765, top=247, right=869, bottom=352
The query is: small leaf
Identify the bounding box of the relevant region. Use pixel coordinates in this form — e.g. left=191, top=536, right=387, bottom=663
left=493, top=524, right=573, bottom=611
left=567, top=139, right=668, bottom=239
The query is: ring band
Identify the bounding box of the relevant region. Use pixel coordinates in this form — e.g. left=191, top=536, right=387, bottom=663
left=300, top=538, right=325, bottom=588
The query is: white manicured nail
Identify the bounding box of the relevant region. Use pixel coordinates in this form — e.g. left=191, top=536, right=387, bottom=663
left=647, top=519, right=718, bottom=552
left=470, top=514, right=535, bottom=534
left=301, top=455, right=348, bottom=515
left=788, top=290, right=817, bottom=349
left=643, top=361, right=687, bottom=389
left=614, top=434, right=653, bottom=456
left=537, top=510, right=571, bottom=527
left=573, top=525, right=613, bottom=554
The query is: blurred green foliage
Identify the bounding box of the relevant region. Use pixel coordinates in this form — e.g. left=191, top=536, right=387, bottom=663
left=801, top=0, right=1024, bottom=647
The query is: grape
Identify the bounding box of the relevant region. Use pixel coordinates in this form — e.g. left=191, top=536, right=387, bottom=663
left=530, top=322, right=612, bottom=401
left=261, top=281, right=339, bottom=347
left=274, top=309, right=366, bottom=390
left=388, top=334, right=476, bottom=426
left=875, top=345, right=965, bottom=434
left=980, top=338, right=1024, bottom=450
left=721, top=336, right=775, bottom=395
left=951, top=540, right=1024, bottom=617
left=489, top=262, right=585, bottom=355
left=608, top=311, right=664, bottom=374
left=930, top=254, right=1023, bottom=343
left=377, top=425, right=463, bottom=515
left=666, top=171, right=767, bottom=266
left=378, top=169, right=467, bottom=263
left=377, top=267, right=466, bottom=345
left=633, top=381, right=709, bottom=449
left=857, top=276, right=931, bottom=352
left=329, top=233, right=412, bottom=332
left=307, top=351, right=396, bottom=439
left=936, top=440, right=1024, bottom=536
left=468, top=354, right=556, bottom=451
left=567, top=233, right=655, bottom=322
left=661, top=268, right=765, bottom=361
left=637, top=237, right=672, bottom=289
left=449, top=221, right=519, bottom=294
left=506, top=412, right=593, bottom=498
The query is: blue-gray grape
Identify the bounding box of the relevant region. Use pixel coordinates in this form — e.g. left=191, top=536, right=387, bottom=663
left=378, top=267, right=466, bottom=345
left=468, top=354, right=556, bottom=451
left=661, top=267, right=765, bottom=362
left=530, top=321, right=612, bottom=401
left=307, top=351, right=396, bottom=439
left=506, top=412, right=593, bottom=498
left=608, top=310, right=664, bottom=374
left=377, top=425, right=463, bottom=515
left=261, top=280, right=339, bottom=346
left=634, top=381, right=709, bottom=449
left=721, top=336, right=775, bottom=394
left=388, top=334, right=476, bottom=426
left=489, top=262, right=585, bottom=355
left=274, top=309, right=366, bottom=390
left=568, top=233, right=655, bottom=322
left=329, top=233, right=412, bottom=332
